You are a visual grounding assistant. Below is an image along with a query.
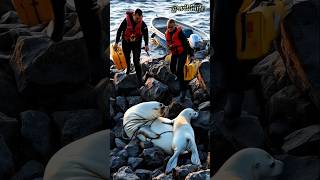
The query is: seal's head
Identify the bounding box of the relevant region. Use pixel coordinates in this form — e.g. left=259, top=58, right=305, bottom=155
left=153, top=102, right=169, bottom=118
left=179, top=108, right=198, bottom=123
left=250, top=149, right=284, bottom=179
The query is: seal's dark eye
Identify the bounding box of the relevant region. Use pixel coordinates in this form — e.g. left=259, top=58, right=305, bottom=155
left=270, top=162, right=275, bottom=168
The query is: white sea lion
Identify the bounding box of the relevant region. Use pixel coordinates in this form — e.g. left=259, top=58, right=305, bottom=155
left=212, top=148, right=284, bottom=180
left=165, top=108, right=201, bottom=173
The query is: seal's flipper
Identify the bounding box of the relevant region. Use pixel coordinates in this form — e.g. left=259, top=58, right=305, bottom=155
left=189, top=139, right=201, bottom=165
left=165, top=150, right=180, bottom=173
left=137, top=126, right=160, bottom=139
left=158, top=117, right=174, bottom=125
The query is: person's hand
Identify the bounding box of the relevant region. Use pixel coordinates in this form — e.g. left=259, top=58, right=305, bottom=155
left=144, top=45, right=149, bottom=52
left=113, top=43, right=118, bottom=50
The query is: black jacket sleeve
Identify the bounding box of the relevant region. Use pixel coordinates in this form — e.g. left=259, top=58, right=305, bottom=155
left=179, top=31, right=194, bottom=57
left=116, top=18, right=126, bottom=44
left=142, top=21, right=149, bottom=46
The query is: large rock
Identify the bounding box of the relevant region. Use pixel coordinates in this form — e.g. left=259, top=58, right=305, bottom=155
left=142, top=147, right=166, bottom=169
left=252, top=51, right=290, bottom=99
left=213, top=111, right=266, bottom=149
left=197, top=60, right=210, bottom=95
left=0, top=60, right=25, bottom=116
left=52, top=109, right=103, bottom=145
left=0, top=112, right=19, bottom=148
left=192, top=110, right=210, bottom=130
left=282, top=124, right=320, bottom=156
left=173, top=164, right=200, bottom=180
left=268, top=85, right=317, bottom=127
left=0, top=0, right=13, bottom=16
left=125, top=140, right=141, bottom=157
left=128, top=157, right=143, bottom=170
left=185, top=169, right=210, bottom=180
left=276, top=155, right=320, bottom=180
left=168, top=97, right=193, bottom=118
left=0, top=135, right=14, bottom=178
left=11, top=160, right=44, bottom=180
left=0, top=27, right=31, bottom=53
left=20, top=110, right=54, bottom=160
left=154, top=173, right=174, bottom=180
left=135, top=169, right=152, bottom=180
left=113, top=72, right=140, bottom=96
left=111, top=156, right=127, bottom=174
left=10, top=36, right=90, bottom=95
left=113, top=166, right=140, bottom=180
left=280, top=0, right=320, bottom=111
left=140, top=77, right=171, bottom=104
left=0, top=11, right=19, bottom=24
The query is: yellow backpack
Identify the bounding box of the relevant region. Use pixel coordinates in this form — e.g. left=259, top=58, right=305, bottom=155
left=11, top=0, right=54, bottom=26
left=110, top=44, right=127, bottom=70
left=165, top=54, right=200, bottom=81
left=236, top=0, right=286, bottom=60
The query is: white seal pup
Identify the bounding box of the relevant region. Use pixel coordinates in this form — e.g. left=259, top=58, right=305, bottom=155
left=212, top=148, right=284, bottom=180
left=165, top=108, right=201, bottom=173
left=123, top=101, right=177, bottom=154
left=123, top=101, right=169, bottom=139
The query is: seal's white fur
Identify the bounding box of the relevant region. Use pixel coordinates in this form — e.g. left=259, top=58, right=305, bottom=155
left=212, top=148, right=284, bottom=180
left=165, top=108, right=201, bottom=173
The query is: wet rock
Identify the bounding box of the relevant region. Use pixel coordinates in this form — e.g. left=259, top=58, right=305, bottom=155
left=0, top=112, right=19, bottom=148
left=10, top=36, right=90, bottom=95
left=140, top=78, right=171, bottom=104
left=213, top=111, right=266, bottom=149
left=111, top=156, right=127, bottom=174
left=173, top=164, right=200, bottom=180
left=142, top=147, right=166, bottom=169
left=135, top=169, right=152, bottom=180
left=281, top=0, right=320, bottom=111
left=20, top=110, right=53, bottom=159
left=54, top=84, right=96, bottom=111
left=140, top=141, right=153, bottom=149
left=152, top=169, right=163, bottom=178
left=113, top=166, right=139, bottom=180
left=269, top=85, right=317, bottom=127
left=11, top=160, right=44, bottom=180
left=0, top=0, right=13, bottom=16
left=198, top=101, right=210, bottom=111
left=128, top=157, right=143, bottom=170
left=268, top=121, right=292, bottom=147
left=116, top=149, right=128, bottom=159
left=125, top=141, right=141, bottom=157
left=52, top=109, right=103, bottom=145
left=193, top=89, right=209, bottom=105
left=154, top=173, right=173, bottom=180
left=116, top=96, right=128, bottom=112
left=113, top=112, right=124, bottom=125
left=276, top=155, right=320, bottom=180
left=0, top=135, right=14, bottom=178
left=282, top=124, right=320, bottom=156
left=185, top=169, right=210, bottom=180
left=110, top=148, right=120, bottom=156
left=115, top=138, right=127, bottom=149
left=114, top=72, right=140, bottom=95
left=168, top=97, right=193, bottom=118
left=192, top=111, right=210, bottom=130
left=126, top=96, right=142, bottom=107
left=197, top=60, right=210, bottom=95
left=0, top=11, right=19, bottom=24
left=0, top=27, right=31, bottom=54
left=252, top=51, right=289, bottom=99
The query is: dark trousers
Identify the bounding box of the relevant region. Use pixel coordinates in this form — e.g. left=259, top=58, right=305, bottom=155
left=213, top=0, right=244, bottom=117
left=50, top=0, right=107, bottom=83
left=170, top=51, right=188, bottom=92
left=122, top=39, right=142, bottom=83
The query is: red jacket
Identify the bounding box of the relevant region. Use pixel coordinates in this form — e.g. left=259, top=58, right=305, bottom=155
left=123, top=11, right=143, bottom=42
left=165, top=26, right=184, bottom=55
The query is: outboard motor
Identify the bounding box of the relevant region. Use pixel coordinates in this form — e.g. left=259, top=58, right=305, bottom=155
left=188, top=34, right=202, bottom=50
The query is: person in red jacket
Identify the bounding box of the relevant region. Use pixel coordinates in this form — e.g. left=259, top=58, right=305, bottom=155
left=114, top=9, right=149, bottom=85
left=166, top=19, right=194, bottom=101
